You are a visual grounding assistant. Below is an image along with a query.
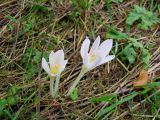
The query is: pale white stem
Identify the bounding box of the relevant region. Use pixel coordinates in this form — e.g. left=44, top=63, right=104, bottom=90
left=67, top=66, right=88, bottom=96
left=50, top=76, right=55, bottom=98
left=53, top=74, right=61, bottom=98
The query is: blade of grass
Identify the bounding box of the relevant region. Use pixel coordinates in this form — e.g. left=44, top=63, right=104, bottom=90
left=97, top=91, right=139, bottom=118
left=13, top=91, right=35, bottom=120
left=106, top=0, right=112, bottom=19
left=90, top=94, right=117, bottom=103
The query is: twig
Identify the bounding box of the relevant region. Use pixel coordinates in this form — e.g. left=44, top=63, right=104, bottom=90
left=0, top=0, right=17, bottom=8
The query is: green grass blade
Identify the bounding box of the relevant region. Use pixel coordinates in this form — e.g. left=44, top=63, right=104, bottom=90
left=98, top=91, right=139, bottom=118
left=90, top=94, right=117, bottom=103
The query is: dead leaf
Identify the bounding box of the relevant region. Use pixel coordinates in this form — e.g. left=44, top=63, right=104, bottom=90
left=133, top=70, right=149, bottom=87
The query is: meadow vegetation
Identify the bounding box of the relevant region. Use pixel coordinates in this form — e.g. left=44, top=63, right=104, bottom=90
left=0, top=0, right=160, bottom=119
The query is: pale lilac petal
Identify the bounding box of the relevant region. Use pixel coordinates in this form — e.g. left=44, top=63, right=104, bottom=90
left=80, top=37, right=90, bottom=65
left=49, top=51, right=54, bottom=67
left=58, top=60, right=68, bottom=75
left=90, top=36, right=100, bottom=53
left=54, top=50, right=64, bottom=65
left=87, top=56, right=102, bottom=70
left=42, top=57, right=51, bottom=75
left=99, top=39, right=113, bottom=56
left=100, top=55, right=115, bottom=65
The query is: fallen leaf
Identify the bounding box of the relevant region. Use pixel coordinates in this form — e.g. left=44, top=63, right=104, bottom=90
left=133, top=70, right=149, bottom=87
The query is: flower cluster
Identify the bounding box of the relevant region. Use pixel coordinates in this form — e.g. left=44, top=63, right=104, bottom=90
left=42, top=36, right=115, bottom=98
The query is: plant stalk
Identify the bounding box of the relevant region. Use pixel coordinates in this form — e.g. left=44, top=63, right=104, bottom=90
left=50, top=74, right=61, bottom=98
left=50, top=76, right=55, bottom=98
left=53, top=74, right=61, bottom=98
left=67, top=66, right=87, bottom=96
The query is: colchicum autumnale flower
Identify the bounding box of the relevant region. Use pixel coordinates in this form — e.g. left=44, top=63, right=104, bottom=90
left=67, top=36, right=115, bottom=96
left=80, top=36, right=115, bottom=71
left=42, top=50, right=67, bottom=77
left=42, top=50, right=67, bottom=98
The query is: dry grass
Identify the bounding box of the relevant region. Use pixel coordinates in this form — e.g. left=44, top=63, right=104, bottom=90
left=0, top=0, right=160, bottom=119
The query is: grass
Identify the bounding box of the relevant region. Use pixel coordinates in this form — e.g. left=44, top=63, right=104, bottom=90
left=0, top=0, right=160, bottom=119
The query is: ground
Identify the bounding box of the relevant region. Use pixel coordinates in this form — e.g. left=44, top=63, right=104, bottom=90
left=0, top=0, right=160, bottom=120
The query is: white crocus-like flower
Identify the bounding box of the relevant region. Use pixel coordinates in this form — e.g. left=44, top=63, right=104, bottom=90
left=67, top=36, right=115, bottom=96
left=80, top=36, right=115, bottom=71
left=42, top=50, right=67, bottom=98
left=42, top=50, right=67, bottom=77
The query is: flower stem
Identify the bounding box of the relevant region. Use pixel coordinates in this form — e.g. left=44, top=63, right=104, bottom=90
left=50, top=76, right=55, bottom=98
left=53, top=74, right=61, bottom=98
left=67, top=66, right=87, bottom=96
left=50, top=75, right=60, bottom=98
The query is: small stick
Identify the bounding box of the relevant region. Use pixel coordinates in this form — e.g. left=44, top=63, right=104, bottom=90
left=0, top=0, right=17, bottom=8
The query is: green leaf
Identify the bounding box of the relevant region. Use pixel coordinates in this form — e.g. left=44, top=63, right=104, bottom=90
left=138, top=11, right=158, bottom=30
left=3, top=109, right=14, bottom=119
left=134, top=5, right=146, bottom=14
left=26, top=64, right=38, bottom=79
left=129, top=38, right=143, bottom=48
left=33, top=51, right=42, bottom=64
left=71, top=0, right=78, bottom=6
left=126, top=12, right=141, bottom=25
left=0, top=99, right=7, bottom=115
left=22, top=47, right=36, bottom=64
left=158, top=4, right=160, bottom=13
left=102, top=109, right=115, bottom=119
left=122, top=45, right=136, bottom=64
left=90, top=94, right=117, bottom=103
left=24, top=23, right=33, bottom=32
left=106, top=0, right=112, bottom=19
left=31, top=5, right=48, bottom=12
left=126, top=5, right=145, bottom=25
left=106, top=27, right=151, bottom=65
left=7, top=24, right=14, bottom=31
left=126, top=5, right=158, bottom=30
left=98, top=91, right=139, bottom=118
left=7, top=85, right=18, bottom=96
left=111, top=0, right=123, bottom=3
left=70, top=88, right=78, bottom=101
left=143, top=82, right=160, bottom=88
left=142, top=49, right=151, bottom=65
left=7, top=95, right=19, bottom=106
left=78, top=0, right=92, bottom=10
left=106, top=27, right=129, bottom=40
left=151, top=89, right=160, bottom=109
left=5, top=15, right=18, bottom=23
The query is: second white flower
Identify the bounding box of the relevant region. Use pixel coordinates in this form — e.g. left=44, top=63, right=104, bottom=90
left=80, top=36, right=115, bottom=71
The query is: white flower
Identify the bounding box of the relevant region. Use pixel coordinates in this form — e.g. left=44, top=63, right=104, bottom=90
left=80, top=36, right=115, bottom=71
left=42, top=50, right=68, bottom=76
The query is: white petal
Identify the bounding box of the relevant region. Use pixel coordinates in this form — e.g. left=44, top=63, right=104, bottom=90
left=99, top=39, right=113, bottom=56
left=87, top=56, right=102, bottom=70
left=90, top=36, right=100, bottom=53
left=80, top=37, right=90, bottom=65
left=42, top=57, right=51, bottom=75
left=100, top=55, right=115, bottom=65
left=58, top=60, right=68, bottom=74
left=50, top=74, right=55, bottom=77
left=49, top=51, right=54, bottom=67
left=54, top=50, right=64, bottom=65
